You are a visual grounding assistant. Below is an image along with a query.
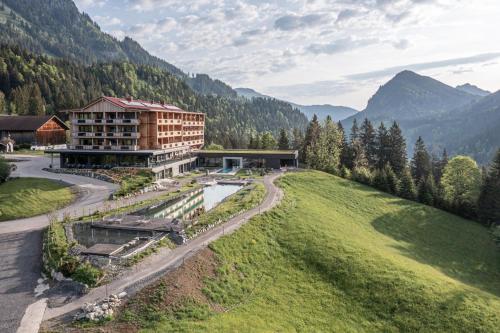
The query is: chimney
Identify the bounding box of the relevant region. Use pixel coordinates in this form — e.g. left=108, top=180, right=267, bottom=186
left=126, top=96, right=133, bottom=102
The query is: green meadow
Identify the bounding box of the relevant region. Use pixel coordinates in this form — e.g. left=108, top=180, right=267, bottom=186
left=0, top=177, right=74, bottom=221
left=125, top=171, right=500, bottom=332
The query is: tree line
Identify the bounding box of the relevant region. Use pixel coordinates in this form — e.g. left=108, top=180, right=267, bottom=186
left=296, top=115, right=500, bottom=229
left=0, top=44, right=307, bottom=147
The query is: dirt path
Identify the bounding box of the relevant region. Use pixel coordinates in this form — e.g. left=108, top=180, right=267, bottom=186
left=43, top=171, right=284, bottom=322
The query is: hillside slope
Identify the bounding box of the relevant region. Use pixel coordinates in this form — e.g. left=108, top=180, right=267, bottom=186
left=117, top=171, right=500, bottom=332
left=0, top=0, right=235, bottom=97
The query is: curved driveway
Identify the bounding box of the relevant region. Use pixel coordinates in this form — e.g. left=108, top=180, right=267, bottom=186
left=0, top=154, right=117, bottom=333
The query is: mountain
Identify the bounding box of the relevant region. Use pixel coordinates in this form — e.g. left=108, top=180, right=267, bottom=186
left=294, top=104, right=358, bottom=122
left=456, top=83, right=491, bottom=97
left=342, top=70, right=500, bottom=163
left=359, top=70, right=478, bottom=120
left=235, top=87, right=358, bottom=121
left=0, top=0, right=235, bottom=97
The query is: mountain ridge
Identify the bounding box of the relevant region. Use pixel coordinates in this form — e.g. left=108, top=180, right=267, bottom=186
left=235, top=87, right=358, bottom=121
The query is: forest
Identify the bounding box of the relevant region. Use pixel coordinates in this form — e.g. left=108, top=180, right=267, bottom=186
left=0, top=45, right=307, bottom=147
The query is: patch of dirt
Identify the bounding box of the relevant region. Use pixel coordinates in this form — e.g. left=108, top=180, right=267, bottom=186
left=43, top=248, right=221, bottom=333
left=128, top=247, right=222, bottom=311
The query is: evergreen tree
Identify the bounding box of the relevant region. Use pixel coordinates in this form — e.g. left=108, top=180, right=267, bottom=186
left=384, top=163, right=399, bottom=194
left=418, top=175, right=436, bottom=206
left=376, top=122, right=390, bottom=169
left=316, top=116, right=342, bottom=173
left=338, top=121, right=351, bottom=168
left=398, top=167, right=417, bottom=200
left=350, top=118, right=359, bottom=143
left=261, top=132, right=277, bottom=150
left=388, top=121, right=407, bottom=176
left=253, top=134, right=262, bottom=149
left=411, top=136, right=431, bottom=183
left=478, top=149, right=500, bottom=226
left=292, top=128, right=304, bottom=151
left=433, top=148, right=448, bottom=183
left=248, top=134, right=256, bottom=149
left=278, top=128, right=290, bottom=150
left=302, top=114, right=321, bottom=165
left=360, top=118, right=377, bottom=168
left=28, top=83, right=45, bottom=115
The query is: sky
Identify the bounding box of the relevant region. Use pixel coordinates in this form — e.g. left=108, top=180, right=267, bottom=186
left=74, top=0, right=500, bottom=110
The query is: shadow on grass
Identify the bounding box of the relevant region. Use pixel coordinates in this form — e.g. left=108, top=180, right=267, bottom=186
left=371, top=201, right=500, bottom=297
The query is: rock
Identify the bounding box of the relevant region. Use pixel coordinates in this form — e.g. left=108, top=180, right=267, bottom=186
left=52, top=271, right=65, bottom=282
left=118, top=291, right=127, bottom=299
left=101, top=303, right=109, bottom=310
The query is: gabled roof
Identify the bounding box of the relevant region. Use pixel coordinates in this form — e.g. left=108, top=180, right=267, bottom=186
left=85, top=96, right=203, bottom=114
left=0, top=115, right=69, bottom=131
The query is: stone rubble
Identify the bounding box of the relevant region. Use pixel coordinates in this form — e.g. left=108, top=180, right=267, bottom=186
left=75, top=292, right=127, bottom=322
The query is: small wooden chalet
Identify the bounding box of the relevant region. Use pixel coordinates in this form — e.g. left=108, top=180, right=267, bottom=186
left=0, top=115, right=69, bottom=146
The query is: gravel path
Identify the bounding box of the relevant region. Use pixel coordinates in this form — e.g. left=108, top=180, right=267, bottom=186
left=43, top=171, right=284, bottom=321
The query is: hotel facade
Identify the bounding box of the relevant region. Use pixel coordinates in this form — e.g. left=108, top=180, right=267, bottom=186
left=56, top=96, right=205, bottom=178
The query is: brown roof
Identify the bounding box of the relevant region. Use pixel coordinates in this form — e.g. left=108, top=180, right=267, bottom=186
left=0, top=115, right=69, bottom=131
left=84, top=96, right=204, bottom=115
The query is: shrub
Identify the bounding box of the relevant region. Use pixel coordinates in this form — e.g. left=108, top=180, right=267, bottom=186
left=0, top=157, right=10, bottom=183
left=352, top=167, right=372, bottom=185
left=72, top=261, right=103, bottom=287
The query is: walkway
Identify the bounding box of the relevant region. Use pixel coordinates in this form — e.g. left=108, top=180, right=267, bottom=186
left=43, top=171, right=284, bottom=321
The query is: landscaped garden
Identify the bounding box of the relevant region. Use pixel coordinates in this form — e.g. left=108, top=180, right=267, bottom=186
left=111, top=171, right=500, bottom=332
left=0, top=177, right=74, bottom=221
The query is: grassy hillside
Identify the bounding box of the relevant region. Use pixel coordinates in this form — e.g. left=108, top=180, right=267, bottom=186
left=118, top=171, right=500, bottom=332
left=0, top=178, right=74, bottom=221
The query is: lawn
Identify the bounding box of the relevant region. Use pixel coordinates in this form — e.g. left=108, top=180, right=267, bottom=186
left=120, top=171, right=500, bottom=332
left=0, top=178, right=74, bottom=221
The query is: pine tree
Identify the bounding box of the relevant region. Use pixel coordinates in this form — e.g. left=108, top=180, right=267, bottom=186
left=338, top=122, right=351, bottom=168
left=433, top=148, right=448, bottom=183
left=372, top=168, right=388, bottom=192
left=376, top=122, right=390, bottom=169
left=0, top=91, right=5, bottom=114
left=478, top=149, right=500, bottom=226
left=292, top=128, right=303, bottom=151
left=278, top=128, right=290, bottom=150
left=388, top=121, right=407, bottom=176
left=384, top=163, right=399, bottom=194
left=28, top=83, right=45, bottom=115
left=248, top=134, right=256, bottom=149
left=261, top=132, right=277, bottom=150
left=302, top=114, right=321, bottom=165
left=360, top=118, right=377, bottom=168
left=418, top=175, right=436, bottom=206
left=398, top=167, right=417, bottom=200
left=411, top=136, right=431, bottom=183
left=350, top=118, right=359, bottom=143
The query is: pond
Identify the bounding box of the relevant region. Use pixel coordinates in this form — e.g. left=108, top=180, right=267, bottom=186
left=73, top=183, right=243, bottom=248
left=137, top=184, right=242, bottom=219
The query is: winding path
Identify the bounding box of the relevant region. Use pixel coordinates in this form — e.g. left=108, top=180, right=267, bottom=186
left=43, top=171, right=284, bottom=322
left=0, top=155, right=117, bottom=333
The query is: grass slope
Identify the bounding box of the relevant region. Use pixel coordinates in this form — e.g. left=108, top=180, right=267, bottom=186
left=131, top=171, right=500, bottom=332
left=0, top=178, right=74, bottom=221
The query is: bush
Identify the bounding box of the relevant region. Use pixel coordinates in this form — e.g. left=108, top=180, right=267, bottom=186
left=352, top=167, right=372, bottom=185
left=72, top=261, right=103, bottom=287
left=339, top=166, right=351, bottom=179
left=0, top=157, right=10, bottom=183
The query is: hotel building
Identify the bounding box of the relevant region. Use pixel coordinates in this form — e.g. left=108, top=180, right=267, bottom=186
left=55, top=96, right=205, bottom=178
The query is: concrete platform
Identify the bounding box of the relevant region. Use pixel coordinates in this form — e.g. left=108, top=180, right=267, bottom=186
left=92, top=215, right=183, bottom=233
left=81, top=244, right=124, bottom=256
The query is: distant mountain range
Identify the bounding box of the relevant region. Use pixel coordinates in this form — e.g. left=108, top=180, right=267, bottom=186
left=342, top=70, right=498, bottom=163
left=235, top=88, right=358, bottom=121
left=456, top=83, right=491, bottom=96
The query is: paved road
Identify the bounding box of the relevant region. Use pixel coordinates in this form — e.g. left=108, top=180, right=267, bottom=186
left=0, top=155, right=117, bottom=333
left=43, top=171, right=284, bottom=321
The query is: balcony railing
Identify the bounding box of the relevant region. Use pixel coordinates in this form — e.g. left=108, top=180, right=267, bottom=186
left=73, top=132, right=139, bottom=138
left=69, top=145, right=140, bottom=151
left=72, top=119, right=139, bottom=125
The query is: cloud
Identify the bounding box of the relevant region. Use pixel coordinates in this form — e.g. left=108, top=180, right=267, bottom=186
left=74, top=0, right=107, bottom=8
left=274, top=13, right=330, bottom=31
left=267, top=80, right=358, bottom=99
left=346, top=52, right=500, bottom=80
left=94, top=15, right=122, bottom=27
left=307, top=37, right=380, bottom=55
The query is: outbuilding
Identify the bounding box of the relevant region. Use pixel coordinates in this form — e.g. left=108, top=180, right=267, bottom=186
left=0, top=115, right=69, bottom=146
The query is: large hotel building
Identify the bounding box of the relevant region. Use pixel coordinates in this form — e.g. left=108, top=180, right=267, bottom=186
left=56, top=96, right=205, bottom=179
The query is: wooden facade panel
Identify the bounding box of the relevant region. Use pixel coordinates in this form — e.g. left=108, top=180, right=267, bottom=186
left=83, top=100, right=124, bottom=113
